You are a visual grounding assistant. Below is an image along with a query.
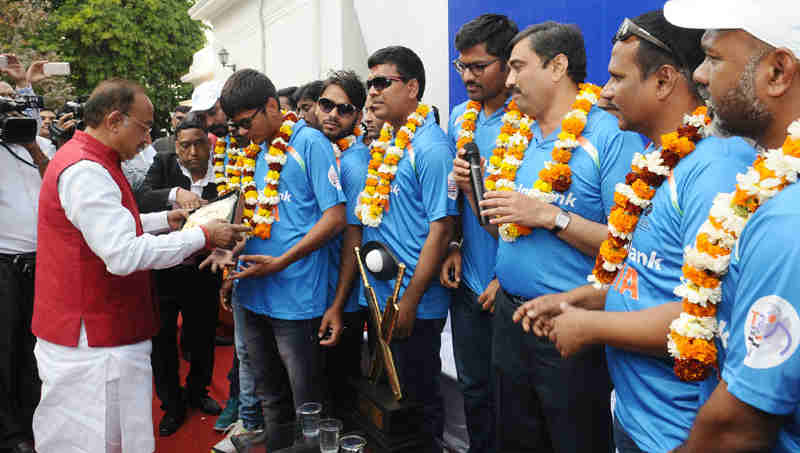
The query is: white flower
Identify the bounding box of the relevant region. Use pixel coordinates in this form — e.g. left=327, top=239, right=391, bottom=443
left=555, top=138, right=580, bottom=149
left=601, top=258, right=623, bottom=272
left=576, top=90, right=598, bottom=105
left=674, top=281, right=721, bottom=307
left=638, top=150, right=670, bottom=176
left=683, top=113, right=707, bottom=129
left=615, top=182, right=650, bottom=208
left=683, top=245, right=730, bottom=275
left=667, top=336, right=681, bottom=359
left=669, top=312, right=717, bottom=340
left=697, top=220, right=737, bottom=249
left=608, top=222, right=633, bottom=240
left=788, top=119, right=800, bottom=139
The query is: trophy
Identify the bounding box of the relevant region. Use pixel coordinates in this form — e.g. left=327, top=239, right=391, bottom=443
left=347, top=242, right=428, bottom=452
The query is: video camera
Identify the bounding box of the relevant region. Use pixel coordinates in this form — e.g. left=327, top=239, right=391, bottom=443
left=50, top=99, right=86, bottom=145
left=0, top=95, right=43, bottom=144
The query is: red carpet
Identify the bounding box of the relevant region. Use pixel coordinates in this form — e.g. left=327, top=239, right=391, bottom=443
left=152, top=342, right=234, bottom=453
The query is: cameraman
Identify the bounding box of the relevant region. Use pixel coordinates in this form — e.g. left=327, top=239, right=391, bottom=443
left=0, top=54, right=53, bottom=453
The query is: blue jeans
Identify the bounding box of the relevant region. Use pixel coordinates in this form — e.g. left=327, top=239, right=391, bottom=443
left=613, top=416, right=646, bottom=453
left=238, top=307, right=326, bottom=439
left=232, top=301, right=264, bottom=430
left=492, top=289, right=613, bottom=453
left=450, top=284, right=495, bottom=453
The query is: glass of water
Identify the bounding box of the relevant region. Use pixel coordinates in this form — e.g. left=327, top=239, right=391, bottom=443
left=297, top=402, right=323, bottom=439
left=319, top=418, right=343, bottom=453
left=339, top=434, right=367, bottom=453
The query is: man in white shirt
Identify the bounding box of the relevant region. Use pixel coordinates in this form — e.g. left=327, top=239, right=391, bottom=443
left=31, top=78, right=249, bottom=453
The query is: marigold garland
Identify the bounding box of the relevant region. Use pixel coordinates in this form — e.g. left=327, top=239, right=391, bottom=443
left=355, top=103, right=431, bottom=227
left=213, top=136, right=241, bottom=195
left=495, top=83, right=601, bottom=242
left=668, top=118, right=800, bottom=381
left=588, top=106, right=711, bottom=289
left=331, top=125, right=363, bottom=160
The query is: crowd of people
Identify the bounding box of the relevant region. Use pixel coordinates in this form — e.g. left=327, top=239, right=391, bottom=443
left=1, top=1, right=800, bottom=452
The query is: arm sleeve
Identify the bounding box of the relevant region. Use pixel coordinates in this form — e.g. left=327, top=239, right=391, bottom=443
left=722, top=209, right=800, bottom=415
left=306, top=138, right=346, bottom=213
left=416, top=135, right=457, bottom=222
left=135, top=153, right=173, bottom=213
left=342, top=154, right=366, bottom=226
left=58, top=161, right=206, bottom=276
left=599, top=130, right=643, bottom=218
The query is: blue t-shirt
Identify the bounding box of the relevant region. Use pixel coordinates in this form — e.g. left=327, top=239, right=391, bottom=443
left=327, top=140, right=370, bottom=313
left=495, top=106, right=643, bottom=298
left=702, top=182, right=800, bottom=453
left=605, top=136, right=756, bottom=452
left=448, top=99, right=507, bottom=295
left=235, top=120, right=346, bottom=319
left=359, top=109, right=458, bottom=319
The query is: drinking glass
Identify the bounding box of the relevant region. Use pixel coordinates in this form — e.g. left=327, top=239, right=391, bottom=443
left=319, top=418, right=343, bottom=453
left=297, top=402, right=323, bottom=438
left=339, top=434, right=367, bottom=453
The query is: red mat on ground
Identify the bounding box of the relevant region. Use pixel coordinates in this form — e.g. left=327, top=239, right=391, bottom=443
left=152, top=342, right=234, bottom=453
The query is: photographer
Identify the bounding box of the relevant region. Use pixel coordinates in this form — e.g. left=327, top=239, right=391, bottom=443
left=0, top=55, right=53, bottom=453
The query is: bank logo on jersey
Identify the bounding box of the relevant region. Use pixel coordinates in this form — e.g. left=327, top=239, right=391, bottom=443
left=743, top=295, right=800, bottom=369
left=517, top=184, right=577, bottom=208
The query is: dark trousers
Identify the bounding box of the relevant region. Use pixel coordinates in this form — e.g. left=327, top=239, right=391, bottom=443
left=325, top=309, right=366, bottom=413
left=387, top=317, right=446, bottom=451
left=151, top=265, right=220, bottom=415
left=238, top=308, right=327, bottom=440
left=493, top=289, right=613, bottom=453
left=613, top=415, right=646, bottom=453
left=0, top=253, right=40, bottom=449
left=450, top=284, right=495, bottom=453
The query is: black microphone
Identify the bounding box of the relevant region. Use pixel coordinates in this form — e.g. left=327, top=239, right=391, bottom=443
left=463, top=142, right=489, bottom=226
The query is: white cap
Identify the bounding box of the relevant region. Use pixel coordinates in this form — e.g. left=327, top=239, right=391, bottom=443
left=190, top=80, right=224, bottom=112
left=664, top=0, right=800, bottom=59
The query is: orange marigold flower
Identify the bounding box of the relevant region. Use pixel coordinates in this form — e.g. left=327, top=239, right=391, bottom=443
left=631, top=179, right=656, bottom=200
left=384, top=155, right=399, bottom=166
left=456, top=137, right=471, bottom=150
left=682, top=299, right=717, bottom=317
left=682, top=264, right=720, bottom=289
left=670, top=332, right=718, bottom=365
left=754, top=158, right=776, bottom=180
left=614, top=192, right=630, bottom=208
left=562, top=116, right=585, bottom=135
left=500, top=124, right=515, bottom=135
left=783, top=136, right=800, bottom=158
left=674, top=358, right=713, bottom=382
left=572, top=98, right=592, bottom=112
left=552, top=147, right=572, bottom=164
left=696, top=233, right=730, bottom=258
left=732, top=187, right=759, bottom=213
left=599, top=239, right=628, bottom=264
left=376, top=185, right=391, bottom=195
left=609, top=208, right=639, bottom=234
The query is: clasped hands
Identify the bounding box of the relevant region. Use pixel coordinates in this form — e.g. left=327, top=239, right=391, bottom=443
left=511, top=292, right=593, bottom=358
left=451, top=149, right=559, bottom=229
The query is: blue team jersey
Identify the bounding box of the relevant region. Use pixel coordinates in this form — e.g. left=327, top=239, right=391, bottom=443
left=359, top=109, right=458, bottom=319
left=235, top=120, right=346, bottom=319
left=495, top=106, right=642, bottom=299
left=327, top=140, right=370, bottom=313
left=605, top=136, right=756, bottom=452
left=702, top=182, right=800, bottom=453
left=448, top=99, right=507, bottom=295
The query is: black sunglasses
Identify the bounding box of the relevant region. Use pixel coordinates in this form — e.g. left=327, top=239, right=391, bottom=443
left=366, top=75, right=407, bottom=92
left=229, top=107, right=263, bottom=130
left=318, top=98, right=357, bottom=116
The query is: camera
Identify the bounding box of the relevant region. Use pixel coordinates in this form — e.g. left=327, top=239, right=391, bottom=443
left=0, top=95, right=43, bottom=144
left=49, top=99, right=86, bottom=145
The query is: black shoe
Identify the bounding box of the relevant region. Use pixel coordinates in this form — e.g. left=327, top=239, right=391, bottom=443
left=158, top=411, right=186, bottom=437
left=187, top=394, right=222, bottom=415
left=13, top=440, right=36, bottom=453
left=230, top=429, right=268, bottom=451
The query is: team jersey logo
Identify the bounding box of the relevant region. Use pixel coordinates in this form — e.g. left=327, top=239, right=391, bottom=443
left=328, top=165, right=342, bottom=190
left=743, top=295, right=800, bottom=369
left=447, top=171, right=458, bottom=200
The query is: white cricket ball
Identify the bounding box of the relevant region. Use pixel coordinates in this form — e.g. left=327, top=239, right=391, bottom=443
left=365, top=249, right=384, bottom=273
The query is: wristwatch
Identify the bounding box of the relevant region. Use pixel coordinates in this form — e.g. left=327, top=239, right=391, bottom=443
left=551, top=209, right=571, bottom=233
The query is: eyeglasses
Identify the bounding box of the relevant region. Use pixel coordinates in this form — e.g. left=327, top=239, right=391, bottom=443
left=317, top=98, right=358, bottom=116
left=453, top=58, right=500, bottom=76
left=229, top=107, right=263, bottom=131
left=123, top=113, right=152, bottom=135
left=614, top=18, right=675, bottom=57
left=366, top=76, right=407, bottom=92
left=177, top=138, right=208, bottom=151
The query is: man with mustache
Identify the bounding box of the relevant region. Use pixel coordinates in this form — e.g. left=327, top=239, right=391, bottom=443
left=515, top=10, right=756, bottom=453
left=441, top=14, right=518, bottom=453
left=453, top=21, right=642, bottom=452
left=361, top=98, right=383, bottom=147
left=662, top=1, right=800, bottom=451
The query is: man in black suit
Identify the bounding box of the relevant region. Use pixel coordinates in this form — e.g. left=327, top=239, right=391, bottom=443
left=141, top=113, right=223, bottom=436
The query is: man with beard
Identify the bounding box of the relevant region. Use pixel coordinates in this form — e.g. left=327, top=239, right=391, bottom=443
left=191, top=80, right=230, bottom=141
left=453, top=22, right=642, bottom=452
left=661, top=1, right=800, bottom=452
left=314, top=70, right=370, bottom=416
left=440, top=14, right=517, bottom=453
left=515, top=10, right=757, bottom=453
left=31, top=79, right=248, bottom=453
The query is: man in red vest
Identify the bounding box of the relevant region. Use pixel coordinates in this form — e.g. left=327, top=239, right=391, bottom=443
left=31, top=78, right=248, bottom=453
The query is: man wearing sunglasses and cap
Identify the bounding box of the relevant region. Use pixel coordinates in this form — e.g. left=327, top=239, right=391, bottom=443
left=515, top=10, right=757, bottom=453
left=191, top=79, right=229, bottom=141
left=660, top=1, right=800, bottom=452
left=312, top=69, right=370, bottom=417
left=361, top=46, right=457, bottom=450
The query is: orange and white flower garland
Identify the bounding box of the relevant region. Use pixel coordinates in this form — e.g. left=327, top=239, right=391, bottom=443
left=213, top=136, right=241, bottom=195
left=589, top=106, right=711, bottom=288
left=331, top=125, right=363, bottom=160
left=355, top=103, right=431, bottom=227
left=668, top=119, right=800, bottom=381
left=249, top=111, right=297, bottom=239
left=455, top=100, right=482, bottom=152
